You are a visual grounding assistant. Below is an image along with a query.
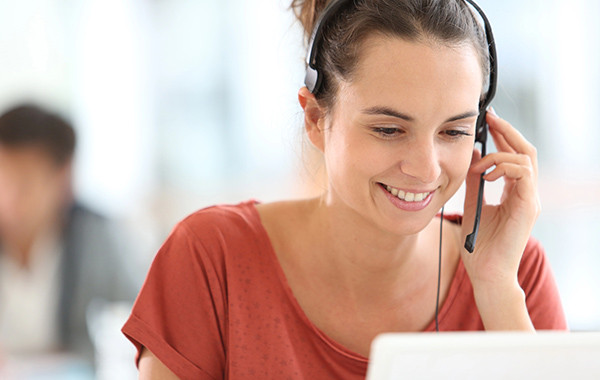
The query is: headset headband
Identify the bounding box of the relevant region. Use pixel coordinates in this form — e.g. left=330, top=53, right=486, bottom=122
left=304, top=0, right=355, bottom=94
left=304, top=0, right=497, bottom=115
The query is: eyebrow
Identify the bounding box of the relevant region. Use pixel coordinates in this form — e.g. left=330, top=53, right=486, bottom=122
left=362, top=106, right=479, bottom=123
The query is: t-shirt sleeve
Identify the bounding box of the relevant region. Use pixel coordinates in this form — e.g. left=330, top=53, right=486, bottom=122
left=518, top=237, right=568, bottom=330
left=122, top=217, right=227, bottom=380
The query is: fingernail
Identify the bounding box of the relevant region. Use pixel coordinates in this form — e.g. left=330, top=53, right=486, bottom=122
left=488, top=107, right=498, bottom=117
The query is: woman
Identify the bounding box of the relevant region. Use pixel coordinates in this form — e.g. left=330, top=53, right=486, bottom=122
left=123, top=0, right=567, bottom=378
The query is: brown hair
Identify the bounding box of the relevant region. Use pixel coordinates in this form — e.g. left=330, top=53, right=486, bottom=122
left=291, top=0, right=489, bottom=110
left=0, top=104, right=76, bottom=166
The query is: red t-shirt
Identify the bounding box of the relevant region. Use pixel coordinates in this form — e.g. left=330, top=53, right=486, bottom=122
left=122, top=201, right=567, bottom=380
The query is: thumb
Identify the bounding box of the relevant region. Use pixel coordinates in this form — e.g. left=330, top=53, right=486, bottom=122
left=463, top=149, right=484, bottom=229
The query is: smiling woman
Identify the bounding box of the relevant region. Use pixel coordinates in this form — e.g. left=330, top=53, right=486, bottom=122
left=122, top=1, right=567, bottom=379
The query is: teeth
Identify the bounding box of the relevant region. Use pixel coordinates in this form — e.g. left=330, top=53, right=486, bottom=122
left=384, top=185, right=430, bottom=202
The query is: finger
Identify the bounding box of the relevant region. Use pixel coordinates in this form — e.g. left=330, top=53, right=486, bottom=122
left=483, top=162, right=535, bottom=182
left=485, top=162, right=539, bottom=213
left=487, top=109, right=514, bottom=153
left=488, top=124, right=515, bottom=154
left=471, top=152, right=533, bottom=174
left=486, top=111, right=537, bottom=159
left=486, top=111, right=539, bottom=180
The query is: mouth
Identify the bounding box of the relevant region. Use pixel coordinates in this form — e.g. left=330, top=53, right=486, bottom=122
left=378, top=183, right=435, bottom=202
left=377, top=182, right=437, bottom=212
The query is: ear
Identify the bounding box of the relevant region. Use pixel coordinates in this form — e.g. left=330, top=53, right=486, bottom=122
left=298, top=86, right=326, bottom=152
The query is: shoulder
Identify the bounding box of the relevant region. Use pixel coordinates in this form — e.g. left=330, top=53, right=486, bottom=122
left=65, top=202, right=107, bottom=231
left=155, top=200, right=267, bottom=268
left=519, top=236, right=547, bottom=272
left=517, top=236, right=567, bottom=329
left=176, top=200, right=263, bottom=242
left=515, top=235, right=564, bottom=320
left=69, top=201, right=104, bottom=218
left=124, top=202, right=277, bottom=380
left=63, top=202, right=117, bottom=253
left=517, top=235, right=551, bottom=286
left=64, top=202, right=121, bottom=250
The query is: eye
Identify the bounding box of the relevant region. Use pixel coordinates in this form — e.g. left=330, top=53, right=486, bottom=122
left=443, top=129, right=473, bottom=139
left=371, top=127, right=404, bottom=139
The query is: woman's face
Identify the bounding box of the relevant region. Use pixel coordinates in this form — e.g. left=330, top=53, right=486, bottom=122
left=318, top=35, right=483, bottom=235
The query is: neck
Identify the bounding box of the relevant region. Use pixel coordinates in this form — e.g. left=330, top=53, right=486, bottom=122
left=304, top=197, right=439, bottom=301
left=1, top=231, right=37, bottom=269
left=0, top=214, right=63, bottom=270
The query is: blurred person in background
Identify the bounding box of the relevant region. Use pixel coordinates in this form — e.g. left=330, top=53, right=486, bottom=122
left=0, top=103, right=141, bottom=365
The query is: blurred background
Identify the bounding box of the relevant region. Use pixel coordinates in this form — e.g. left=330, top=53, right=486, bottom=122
left=0, top=0, right=598, bottom=377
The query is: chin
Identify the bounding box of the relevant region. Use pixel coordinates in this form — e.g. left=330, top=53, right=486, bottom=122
left=367, top=200, right=439, bottom=237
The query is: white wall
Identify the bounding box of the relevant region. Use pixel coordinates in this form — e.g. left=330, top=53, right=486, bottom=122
left=0, top=0, right=597, bottom=330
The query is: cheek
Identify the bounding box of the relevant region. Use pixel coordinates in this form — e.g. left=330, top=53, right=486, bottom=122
left=323, top=128, right=378, bottom=186
left=442, top=143, right=474, bottom=183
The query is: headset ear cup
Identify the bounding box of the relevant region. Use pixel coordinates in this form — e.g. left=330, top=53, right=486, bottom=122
left=304, top=0, right=354, bottom=95
left=305, top=66, right=319, bottom=94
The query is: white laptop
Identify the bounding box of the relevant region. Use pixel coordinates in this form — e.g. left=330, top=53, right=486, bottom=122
left=366, top=331, right=600, bottom=380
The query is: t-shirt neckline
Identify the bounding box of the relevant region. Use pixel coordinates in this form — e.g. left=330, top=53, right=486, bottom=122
left=244, top=200, right=467, bottom=364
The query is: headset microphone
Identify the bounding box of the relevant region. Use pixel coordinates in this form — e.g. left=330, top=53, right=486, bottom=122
left=462, top=0, right=498, bottom=253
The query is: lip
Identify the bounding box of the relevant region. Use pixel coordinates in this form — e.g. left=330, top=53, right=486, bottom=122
left=378, top=183, right=435, bottom=212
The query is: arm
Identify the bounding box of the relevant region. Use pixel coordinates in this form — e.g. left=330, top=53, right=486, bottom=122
left=471, top=239, right=568, bottom=330
left=122, top=218, right=228, bottom=380
left=461, top=109, right=540, bottom=331
left=471, top=280, right=534, bottom=331
left=139, top=348, right=181, bottom=380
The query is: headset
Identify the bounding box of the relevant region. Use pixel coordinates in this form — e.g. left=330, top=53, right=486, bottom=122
left=304, top=0, right=498, bottom=254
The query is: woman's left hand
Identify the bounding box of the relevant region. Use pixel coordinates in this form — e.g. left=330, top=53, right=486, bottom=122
left=460, top=109, right=539, bottom=329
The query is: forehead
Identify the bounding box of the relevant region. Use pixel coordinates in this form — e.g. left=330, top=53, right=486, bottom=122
left=335, top=35, right=483, bottom=118
left=0, top=145, right=60, bottom=176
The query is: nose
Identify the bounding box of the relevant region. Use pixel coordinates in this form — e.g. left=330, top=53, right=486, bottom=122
left=399, top=137, right=441, bottom=184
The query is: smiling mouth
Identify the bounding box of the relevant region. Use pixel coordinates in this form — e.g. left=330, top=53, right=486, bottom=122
left=379, top=183, right=434, bottom=202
